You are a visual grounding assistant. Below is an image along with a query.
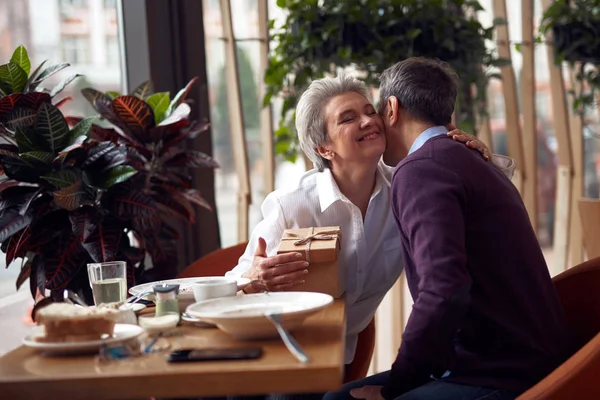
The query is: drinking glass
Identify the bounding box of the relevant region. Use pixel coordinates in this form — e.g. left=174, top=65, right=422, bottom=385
left=87, top=261, right=127, bottom=305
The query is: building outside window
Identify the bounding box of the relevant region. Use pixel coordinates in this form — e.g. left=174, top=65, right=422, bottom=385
left=62, top=36, right=90, bottom=64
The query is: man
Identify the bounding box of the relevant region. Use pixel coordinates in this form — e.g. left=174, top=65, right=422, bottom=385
left=325, top=58, right=573, bottom=400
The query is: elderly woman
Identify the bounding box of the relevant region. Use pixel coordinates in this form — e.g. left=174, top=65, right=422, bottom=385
left=225, top=74, right=495, bottom=398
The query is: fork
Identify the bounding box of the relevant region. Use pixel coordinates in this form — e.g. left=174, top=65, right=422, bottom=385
left=264, top=312, right=310, bottom=364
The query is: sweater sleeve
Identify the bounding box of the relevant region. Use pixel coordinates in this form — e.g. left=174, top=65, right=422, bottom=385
left=381, top=159, right=472, bottom=399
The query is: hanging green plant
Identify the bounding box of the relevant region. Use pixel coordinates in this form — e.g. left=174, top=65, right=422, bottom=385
left=265, top=0, right=506, bottom=162
left=540, top=0, right=600, bottom=114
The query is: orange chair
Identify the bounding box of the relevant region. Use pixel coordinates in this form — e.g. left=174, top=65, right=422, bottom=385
left=177, top=242, right=376, bottom=382
left=177, top=241, right=249, bottom=279
left=517, top=257, right=600, bottom=399
left=345, top=318, right=376, bottom=382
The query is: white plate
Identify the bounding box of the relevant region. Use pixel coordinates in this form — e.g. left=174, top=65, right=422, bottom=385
left=129, top=277, right=251, bottom=301
left=23, top=324, right=144, bottom=354
left=186, top=292, right=333, bottom=340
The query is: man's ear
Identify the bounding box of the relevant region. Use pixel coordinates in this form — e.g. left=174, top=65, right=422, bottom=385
left=386, top=96, right=400, bottom=127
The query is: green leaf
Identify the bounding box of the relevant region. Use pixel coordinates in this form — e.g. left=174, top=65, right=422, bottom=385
left=4, top=108, right=36, bottom=131
left=50, top=74, right=81, bottom=97
left=166, top=77, right=198, bottom=116
left=275, top=139, right=290, bottom=154
left=24, top=60, right=46, bottom=91
left=29, top=63, right=69, bottom=91
left=146, top=92, right=170, bottom=124
left=0, top=62, right=28, bottom=93
left=41, top=169, right=80, bottom=189
left=406, top=28, right=422, bottom=40
left=35, top=103, right=69, bottom=153
left=20, top=151, right=55, bottom=164
left=263, top=91, right=274, bottom=108
left=52, top=180, right=88, bottom=211
left=106, top=91, right=121, bottom=99
left=68, top=116, right=97, bottom=144
left=515, top=43, right=522, bottom=53
left=10, top=46, right=31, bottom=75
left=489, top=58, right=512, bottom=68
left=493, top=18, right=507, bottom=26
left=130, top=80, right=153, bottom=100
left=98, top=166, right=137, bottom=189
left=15, top=126, right=37, bottom=153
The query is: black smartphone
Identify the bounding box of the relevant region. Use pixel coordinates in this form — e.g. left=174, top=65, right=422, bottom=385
left=167, top=347, right=263, bottom=363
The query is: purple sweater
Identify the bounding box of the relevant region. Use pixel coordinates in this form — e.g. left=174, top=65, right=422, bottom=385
left=382, top=136, right=573, bottom=399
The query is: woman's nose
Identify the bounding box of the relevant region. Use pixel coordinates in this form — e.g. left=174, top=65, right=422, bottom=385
left=360, top=114, right=374, bottom=128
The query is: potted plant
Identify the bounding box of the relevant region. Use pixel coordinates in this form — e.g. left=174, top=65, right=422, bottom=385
left=540, top=0, right=600, bottom=65
left=0, top=46, right=217, bottom=306
left=540, top=0, right=600, bottom=113
left=264, top=0, right=506, bottom=162
left=76, top=78, right=218, bottom=282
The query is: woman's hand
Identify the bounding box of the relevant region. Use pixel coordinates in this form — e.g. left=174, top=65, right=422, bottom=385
left=446, top=123, right=491, bottom=161
left=242, top=237, right=309, bottom=293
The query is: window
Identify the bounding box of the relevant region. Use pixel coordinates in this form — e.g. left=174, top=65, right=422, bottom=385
left=106, top=36, right=119, bottom=65
left=203, top=0, right=307, bottom=247
left=62, top=36, right=90, bottom=64
left=60, top=0, right=88, bottom=8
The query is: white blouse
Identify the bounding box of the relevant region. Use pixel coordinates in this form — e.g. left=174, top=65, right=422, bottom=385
left=226, top=161, right=404, bottom=364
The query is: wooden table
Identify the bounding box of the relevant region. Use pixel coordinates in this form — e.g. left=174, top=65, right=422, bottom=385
left=0, top=299, right=346, bottom=400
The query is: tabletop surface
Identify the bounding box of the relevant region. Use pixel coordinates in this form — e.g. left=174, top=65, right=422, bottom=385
left=0, top=299, right=346, bottom=400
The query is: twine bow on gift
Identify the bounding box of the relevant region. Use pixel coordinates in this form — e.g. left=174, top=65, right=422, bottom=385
left=283, top=227, right=339, bottom=263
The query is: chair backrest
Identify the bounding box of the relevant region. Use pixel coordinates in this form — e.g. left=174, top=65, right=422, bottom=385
left=579, top=199, right=600, bottom=259
left=516, top=258, right=600, bottom=399
left=552, top=256, right=600, bottom=347
left=177, top=242, right=248, bottom=278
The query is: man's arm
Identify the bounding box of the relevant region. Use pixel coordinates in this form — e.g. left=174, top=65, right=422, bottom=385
left=381, top=159, right=472, bottom=399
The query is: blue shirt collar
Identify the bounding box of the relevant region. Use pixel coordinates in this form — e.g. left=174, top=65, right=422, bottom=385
left=408, top=125, right=449, bottom=155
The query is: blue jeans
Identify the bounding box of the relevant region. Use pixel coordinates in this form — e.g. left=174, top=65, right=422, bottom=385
left=323, top=371, right=517, bottom=400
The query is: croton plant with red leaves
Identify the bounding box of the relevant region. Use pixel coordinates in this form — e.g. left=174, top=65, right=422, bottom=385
left=0, top=46, right=217, bottom=304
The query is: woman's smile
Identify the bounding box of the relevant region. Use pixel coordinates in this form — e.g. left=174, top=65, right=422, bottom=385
left=357, top=131, right=381, bottom=142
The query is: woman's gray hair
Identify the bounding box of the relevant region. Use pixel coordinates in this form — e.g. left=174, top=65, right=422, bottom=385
left=295, top=74, right=371, bottom=171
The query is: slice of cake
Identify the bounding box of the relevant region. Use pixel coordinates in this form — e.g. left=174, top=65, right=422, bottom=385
left=35, top=302, right=120, bottom=342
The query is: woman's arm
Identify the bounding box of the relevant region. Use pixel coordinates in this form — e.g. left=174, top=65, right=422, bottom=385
left=446, top=125, right=517, bottom=179
left=225, top=192, right=308, bottom=292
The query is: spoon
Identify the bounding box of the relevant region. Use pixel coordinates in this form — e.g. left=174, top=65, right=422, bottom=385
left=265, top=311, right=309, bottom=364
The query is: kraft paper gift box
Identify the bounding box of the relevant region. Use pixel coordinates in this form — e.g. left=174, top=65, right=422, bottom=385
left=277, top=226, right=343, bottom=298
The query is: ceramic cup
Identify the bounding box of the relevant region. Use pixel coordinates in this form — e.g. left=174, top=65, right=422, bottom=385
left=192, top=278, right=238, bottom=302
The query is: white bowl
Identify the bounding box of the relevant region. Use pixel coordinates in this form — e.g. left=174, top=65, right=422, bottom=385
left=185, top=292, right=334, bottom=340
left=192, top=277, right=238, bottom=302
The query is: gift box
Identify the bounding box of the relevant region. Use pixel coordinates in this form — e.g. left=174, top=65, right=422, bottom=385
left=277, top=226, right=343, bottom=298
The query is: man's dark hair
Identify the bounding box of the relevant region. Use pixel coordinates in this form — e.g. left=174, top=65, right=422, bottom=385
left=378, top=57, right=458, bottom=126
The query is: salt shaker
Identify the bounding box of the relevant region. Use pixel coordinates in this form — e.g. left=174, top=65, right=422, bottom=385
left=153, top=284, right=180, bottom=317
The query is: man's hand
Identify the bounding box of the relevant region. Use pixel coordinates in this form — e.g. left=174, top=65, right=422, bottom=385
left=446, top=123, right=491, bottom=161
left=242, top=237, right=309, bottom=293
left=349, top=385, right=384, bottom=400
